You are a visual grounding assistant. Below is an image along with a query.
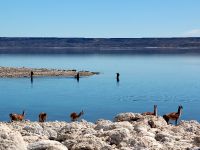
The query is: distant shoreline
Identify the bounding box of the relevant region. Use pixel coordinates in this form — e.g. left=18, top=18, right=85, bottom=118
left=0, top=37, right=200, bottom=54
left=0, top=47, right=200, bottom=54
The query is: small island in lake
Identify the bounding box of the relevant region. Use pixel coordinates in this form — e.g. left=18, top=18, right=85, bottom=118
left=0, top=66, right=99, bottom=78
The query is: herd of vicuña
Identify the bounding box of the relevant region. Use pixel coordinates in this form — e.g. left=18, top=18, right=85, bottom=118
left=9, top=105, right=183, bottom=125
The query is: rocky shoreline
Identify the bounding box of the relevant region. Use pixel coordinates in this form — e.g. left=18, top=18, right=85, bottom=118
left=0, top=113, right=200, bottom=150
left=0, top=66, right=99, bottom=78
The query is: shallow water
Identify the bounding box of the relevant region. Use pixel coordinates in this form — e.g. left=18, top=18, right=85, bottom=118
left=0, top=54, right=200, bottom=122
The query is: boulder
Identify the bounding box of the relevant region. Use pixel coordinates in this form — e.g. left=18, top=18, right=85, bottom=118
left=28, top=140, right=68, bottom=150
left=114, top=113, right=142, bottom=122
left=95, top=119, right=114, bottom=131
left=23, top=123, right=44, bottom=135
left=107, top=128, right=131, bottom=146
left=57, top=121, right=95, bottom=142
left=193, top=136, right=200, bottom=147
left=0, top=124, right=26, bottom=150
left=70, top=135, right=112, bottom=150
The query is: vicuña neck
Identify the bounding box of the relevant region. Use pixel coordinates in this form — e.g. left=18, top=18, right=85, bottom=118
left=154, top=108, right=157, bottom=116
left=178, top=107, right=182, bottom=116
left=78, top=112, right=82, bottom=117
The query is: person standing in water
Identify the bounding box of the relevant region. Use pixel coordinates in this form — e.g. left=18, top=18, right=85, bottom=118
left=30, top=71, right=34, bottom=84
left=75, top=72, right=80, bottom=82
left=116, top=73, right=120, bottom=82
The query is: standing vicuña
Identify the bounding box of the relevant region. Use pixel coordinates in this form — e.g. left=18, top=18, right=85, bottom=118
left=142, top=105, right=158, bottom=116
left=163, top=105, right=183, bottom=125
left=70, top=110, right=84, bottom=121
left=10, top=110, right=25, bottom=122
left=39, top=112, right=47, bottom=122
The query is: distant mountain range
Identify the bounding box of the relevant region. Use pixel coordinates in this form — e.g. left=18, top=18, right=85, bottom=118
left=0, top=37, right=200, bottom=54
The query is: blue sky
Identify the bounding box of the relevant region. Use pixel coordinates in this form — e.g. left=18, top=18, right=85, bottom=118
left=0, top=0, right=200, bottom=37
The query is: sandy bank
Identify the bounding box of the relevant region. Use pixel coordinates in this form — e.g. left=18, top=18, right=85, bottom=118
left=0, top=66, right=99, bottom=78
left=0, top=113, right=200, bottom=150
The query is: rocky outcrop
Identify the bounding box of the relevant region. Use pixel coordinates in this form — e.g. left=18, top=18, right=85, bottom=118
left=0, top=66, right=99, bottom=78
left=0, top=113, right=200, bottom=150
left=0, top=124, right=26, bottom=150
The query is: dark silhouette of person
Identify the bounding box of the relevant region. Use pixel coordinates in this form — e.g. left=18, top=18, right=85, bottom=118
left=30, top=71, right=34, bottom=84
left=116, top=73, right=120, bottom=82
left=75, top=72, right=80, bottom=82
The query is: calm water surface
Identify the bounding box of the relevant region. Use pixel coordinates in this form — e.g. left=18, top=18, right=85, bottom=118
left=0, top=54, right=200, bottom=122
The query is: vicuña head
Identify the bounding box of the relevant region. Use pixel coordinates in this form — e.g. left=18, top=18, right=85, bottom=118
left=10, top=110, right=25, bottom=122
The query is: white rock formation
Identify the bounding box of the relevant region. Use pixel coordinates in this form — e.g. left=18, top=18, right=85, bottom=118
left=0, top=124, right=26, bottom=150
left=28, top=140, right=68, bottom=150
left=0, top=113, right=200, bottom=150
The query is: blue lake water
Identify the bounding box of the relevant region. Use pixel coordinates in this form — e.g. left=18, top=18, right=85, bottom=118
left=0, top=54, right=200, bottom=122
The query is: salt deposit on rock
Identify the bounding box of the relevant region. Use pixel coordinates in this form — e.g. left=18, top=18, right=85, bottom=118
left=0, top=124, right=26, bottom=150
left=28, top=140, right=68, bottom=150
left=0, top=113, right=200, bottom=150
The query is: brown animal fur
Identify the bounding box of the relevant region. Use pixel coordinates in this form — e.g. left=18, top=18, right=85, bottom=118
left=163, top=105, right=183, bottom=125
left=70, top=110, right=84, bottom=121
left=9, top=110, right=25, bottom=122
left=39, top=112, right=47, bottom=122
left=142, top=105, right=158, bottom=116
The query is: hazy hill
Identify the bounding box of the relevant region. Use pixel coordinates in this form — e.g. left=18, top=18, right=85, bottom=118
left=0, top=37, right=200, bottom=54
